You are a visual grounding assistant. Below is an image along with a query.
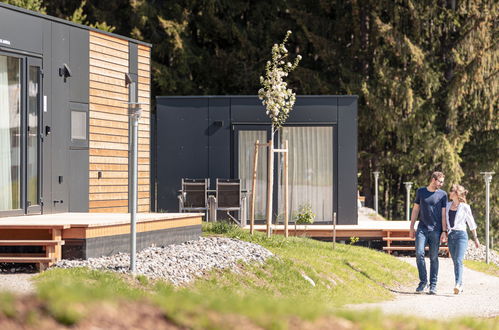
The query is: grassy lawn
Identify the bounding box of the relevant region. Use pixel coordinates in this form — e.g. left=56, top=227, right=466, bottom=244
left=1, top=223, right=497, bottom=329
left=464, top=260, right=499, bottom=277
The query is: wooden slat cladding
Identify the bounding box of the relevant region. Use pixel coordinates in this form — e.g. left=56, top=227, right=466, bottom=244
left=89, top=31, right=151, bottom=213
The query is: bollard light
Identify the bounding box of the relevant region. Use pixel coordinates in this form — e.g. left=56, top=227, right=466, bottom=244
left=480, top=172, right=494, bottom=264
left=373, top=171, right=380, bottom=214
left=404, top=182, right=413, bottom=221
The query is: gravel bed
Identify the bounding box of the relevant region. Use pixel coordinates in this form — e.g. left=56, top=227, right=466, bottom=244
left=464, top=240, right=499, bottom=266
left=55, top=237, right=274, bottom=285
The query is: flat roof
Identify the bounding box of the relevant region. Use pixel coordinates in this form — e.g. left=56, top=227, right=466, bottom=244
left=0, top=2, right=152, bottom=47
left=157, top=95, right=359, bottom=99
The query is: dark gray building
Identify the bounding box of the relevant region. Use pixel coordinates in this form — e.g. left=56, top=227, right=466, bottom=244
left=155, top=96, right=358, bottom=225
left=0, top=2, right=152, bottom=218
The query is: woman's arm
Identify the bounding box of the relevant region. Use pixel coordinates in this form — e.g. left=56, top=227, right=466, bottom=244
left=470, top=229, right=480, bottom=248
left=467, top=205, right=480, bottom=248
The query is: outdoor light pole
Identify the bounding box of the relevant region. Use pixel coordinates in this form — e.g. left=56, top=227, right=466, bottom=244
left=373, top=171, right=380, bottom=214
left=480, top=172, right=494, bottom=264
left=128, top=100, right=142, bottom=274
left=404, top=182, right=413, bottom=221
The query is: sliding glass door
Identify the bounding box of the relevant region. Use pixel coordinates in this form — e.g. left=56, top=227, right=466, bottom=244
left=0, top=55, right=21, bottom=213
left=278, top=126, right=334, bottom=222
left=0, top=53, right=42, bottom=216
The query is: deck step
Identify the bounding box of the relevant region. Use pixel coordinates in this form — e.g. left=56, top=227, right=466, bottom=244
left=0, top=256, right=54, bottom=263
left=382, top=246, right=449, bottom=251
left=0, top=240, right=64, bottom=246
left=382, top=237, right=414, bottom=241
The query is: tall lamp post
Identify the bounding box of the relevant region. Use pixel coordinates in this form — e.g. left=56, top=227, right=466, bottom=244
left=373, top=171, right=380, bottom=214
left=127, top=100, right=143, bottom=274
left=404, top=182, right=413, bottom=221
left=480, top=172, right=494, bottom=264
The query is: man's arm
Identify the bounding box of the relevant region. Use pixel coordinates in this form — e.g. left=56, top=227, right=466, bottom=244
left=409, top=204, right=420, bottom=239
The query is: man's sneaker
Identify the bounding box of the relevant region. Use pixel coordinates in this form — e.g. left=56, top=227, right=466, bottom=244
left=454, top=285, right=463, bottom=294
left=428, top=287, right=437, bottom=295
left=415, top=282, right=428, bottom=294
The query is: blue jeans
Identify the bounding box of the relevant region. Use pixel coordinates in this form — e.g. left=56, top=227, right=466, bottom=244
left=415, top=226, right=441, bottom=288
left=448, top=230, right=468, bottom=286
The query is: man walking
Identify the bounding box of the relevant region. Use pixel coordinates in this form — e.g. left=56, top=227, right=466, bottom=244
left=409, top=171, right=448, bottom=294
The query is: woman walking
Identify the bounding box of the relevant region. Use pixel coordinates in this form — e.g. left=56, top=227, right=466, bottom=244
left=446, top=184, right=480, bottom=294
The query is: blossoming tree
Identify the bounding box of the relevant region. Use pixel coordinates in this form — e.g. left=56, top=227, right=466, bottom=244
left=258, top=31, right=301, bottom=236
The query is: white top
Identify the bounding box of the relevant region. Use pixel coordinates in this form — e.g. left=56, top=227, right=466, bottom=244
left=446, top=202, right=477, bottom=233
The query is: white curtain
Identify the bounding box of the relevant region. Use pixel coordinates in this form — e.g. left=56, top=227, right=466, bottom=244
left=278, top=127, right=333, bottom=222
left=238, top=130, right=267, bottom=220
left=0, top=55, right=12, bottom=211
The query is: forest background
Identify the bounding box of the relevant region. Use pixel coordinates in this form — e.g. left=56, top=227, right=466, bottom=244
left=3, top=0, right=498, bottom=242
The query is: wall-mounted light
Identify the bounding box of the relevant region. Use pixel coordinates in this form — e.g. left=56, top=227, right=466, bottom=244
left=59, top=63, right=72, bottom=81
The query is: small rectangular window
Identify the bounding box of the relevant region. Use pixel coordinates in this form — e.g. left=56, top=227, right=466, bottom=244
left=71, top=111, right=87, bottom=140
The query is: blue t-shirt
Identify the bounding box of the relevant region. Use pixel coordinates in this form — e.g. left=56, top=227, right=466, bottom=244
left=414, top=187, right=447, bottom=231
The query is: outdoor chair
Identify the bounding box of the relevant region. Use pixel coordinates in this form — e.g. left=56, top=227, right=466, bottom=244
left=178, top=179, right=209, bottom=216
left=215, top=179, right=242, bottom=224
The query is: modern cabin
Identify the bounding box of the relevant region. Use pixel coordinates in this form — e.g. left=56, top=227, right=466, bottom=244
left=155, top=96, right=358, bottom=225
left=0, top=3, right=201, bottom=264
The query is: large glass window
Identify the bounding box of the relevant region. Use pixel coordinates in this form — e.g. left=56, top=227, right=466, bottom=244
left=238, top=130, right=268, bottom=220
left=0, top=55, right=21, bottom=211
left=278, top=126, right=333, bottom=222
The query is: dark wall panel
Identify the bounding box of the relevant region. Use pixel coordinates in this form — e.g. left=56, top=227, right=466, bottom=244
left=69, top=27, right=89, bottom=103
left=288, top=97, right=337, bottom=122
left=231, top=97, right=269, bottom=123
left=50, top=22, right=70, bottom=212
left=0, top=9, right=43, bottom=54
left=157, top=98, right=209, bottom=212
left=42, top=21, right=53, bottom=213
left=337, top=97, right=358, bottom=224
left=69, top=149, right=89, bottom=212
left=208, top=98, right=231, bottom=183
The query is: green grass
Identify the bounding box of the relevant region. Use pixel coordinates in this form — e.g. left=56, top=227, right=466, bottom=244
left=24, top=223, right=498, bottom=329
left=34, top=267, right=147, bottom=325
left=464, top=260, right=499, bottom=277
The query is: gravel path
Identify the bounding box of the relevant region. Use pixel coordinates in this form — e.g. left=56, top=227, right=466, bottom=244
left=348, top=257, right=499, bottom=319
left=0, top=273, right=35, bottom=294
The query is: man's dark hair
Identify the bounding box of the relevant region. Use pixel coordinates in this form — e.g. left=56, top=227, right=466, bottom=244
left=430, top=171, right=445, bottom=181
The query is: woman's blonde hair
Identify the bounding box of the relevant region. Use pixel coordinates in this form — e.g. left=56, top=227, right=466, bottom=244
left=451, top=184, right=468, bottom=203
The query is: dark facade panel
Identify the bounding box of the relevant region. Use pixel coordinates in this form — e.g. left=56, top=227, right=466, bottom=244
left=42, top=20, right=53, bottom=213
left=337, top=97, right=358, bottom=224
left=288, top=97, right=337, bottom=122
left=129, top=43, right=138, bottom=76
left=231, top=97, right=270, bottom=123
left=157, top=98, right=209, bottom=212
left=208, top=98, right=231, bottom=183
left=69, top=27, right=89, bottom=103
left=69, top=149, right=89, bottom=212
left=50, top=22, right=70, bottom=213
left=0, top=9, right=43, bottom=54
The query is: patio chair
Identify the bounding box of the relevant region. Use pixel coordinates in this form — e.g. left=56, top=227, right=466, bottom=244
left=215, top=179, right=242, bottom=225
left=178, top=179, right=209, bottom=217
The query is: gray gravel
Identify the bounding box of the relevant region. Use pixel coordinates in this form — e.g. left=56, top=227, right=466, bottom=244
left=348, top=256, right=499, bottom=319
left=0, top=273, right=35, bottom=294
left=55, top=237, right=274, bottom=285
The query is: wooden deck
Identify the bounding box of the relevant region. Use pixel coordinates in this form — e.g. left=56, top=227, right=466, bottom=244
left=249, top=219, right=449, bottom=255
left=0, top=212, right=203, bottom=268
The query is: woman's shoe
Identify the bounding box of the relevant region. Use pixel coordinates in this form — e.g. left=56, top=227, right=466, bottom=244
left=454, top=285, right=463, bottom=294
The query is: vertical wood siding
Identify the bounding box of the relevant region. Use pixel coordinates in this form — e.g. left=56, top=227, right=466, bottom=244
left=88, top=31, right=151, bottom=213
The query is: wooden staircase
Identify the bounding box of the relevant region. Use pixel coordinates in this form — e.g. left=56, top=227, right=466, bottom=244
left=382, top=230, right=449, bottom=255
left=0, top=225, right=68, bottom=270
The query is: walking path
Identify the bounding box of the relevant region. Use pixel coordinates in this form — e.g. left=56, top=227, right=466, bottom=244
left=348, top=257, right=499, bottom=319
left=0, top=273, right=35, bottom=294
